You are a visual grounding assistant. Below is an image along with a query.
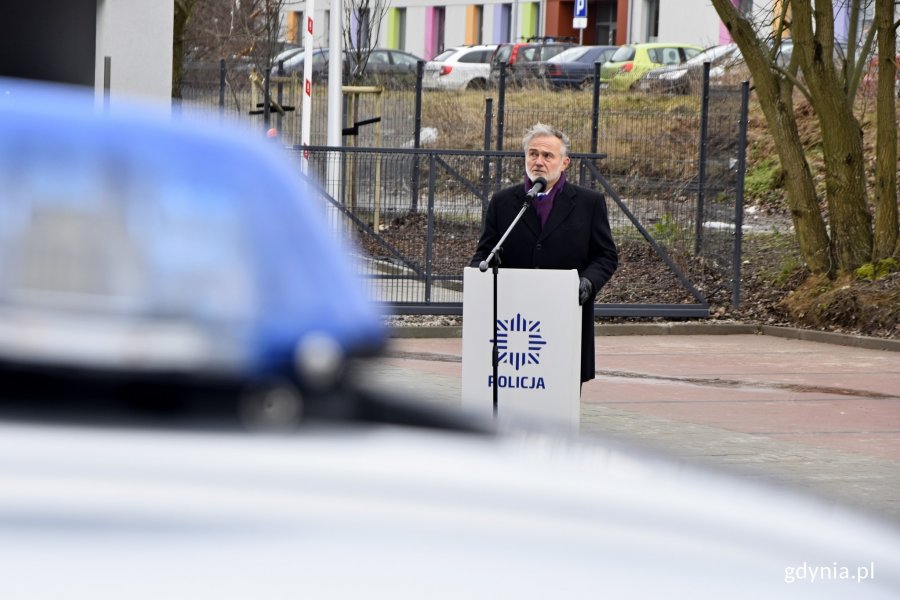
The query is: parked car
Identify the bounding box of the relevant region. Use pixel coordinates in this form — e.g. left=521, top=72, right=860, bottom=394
left=522, top=44, right=619, bottom=89
left=423, top=44, right=498, bottom=91
left=0, top=76, right=386, bottom=429
left=600, top=42, right=703, bottom=91
left=635, top=43, right=742, bottom=94
left=280, top=48, right=423, bottom=87
left=489, top=38, right=578, bottom=86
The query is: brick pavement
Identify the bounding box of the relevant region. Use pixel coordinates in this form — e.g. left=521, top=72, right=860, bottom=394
left=362, top=327, right=900, bottom=522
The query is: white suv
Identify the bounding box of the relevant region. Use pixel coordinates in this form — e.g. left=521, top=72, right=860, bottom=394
left=423, top=44, right=497, bottom=91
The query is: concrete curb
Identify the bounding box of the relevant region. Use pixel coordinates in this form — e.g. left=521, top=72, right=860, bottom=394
left=388, top=322, right=900, bottom=352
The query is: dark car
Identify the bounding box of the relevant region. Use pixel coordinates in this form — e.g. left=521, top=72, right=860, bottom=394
left=489, top=38, right=577, bottom=86
left=523, top=45, right=619, bottom=89
left=635, top=43, right=743, bottom=94
left=278, top=48, right=423, bottom=87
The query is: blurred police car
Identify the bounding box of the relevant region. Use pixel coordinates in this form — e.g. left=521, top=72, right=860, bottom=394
left=0, top=78, right=389, bottom=428
left=0, top=78, right=899, bottom=599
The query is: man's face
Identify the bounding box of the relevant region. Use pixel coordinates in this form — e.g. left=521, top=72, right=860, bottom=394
left=525, top=134, right=570, bottom=187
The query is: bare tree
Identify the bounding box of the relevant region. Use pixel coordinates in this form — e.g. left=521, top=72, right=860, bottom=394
left=175, top=0, right=291, bottom=101
left=343, top=0, right=389, bottom=85
left=710, top=0, right=899, bottom=276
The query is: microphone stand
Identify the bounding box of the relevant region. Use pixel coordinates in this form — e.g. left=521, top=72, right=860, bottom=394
left=478, top=199, right=531, bottom=419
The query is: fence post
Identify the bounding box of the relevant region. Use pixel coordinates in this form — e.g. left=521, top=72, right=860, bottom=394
left=103, top=56, right=111, bottom=114
left=732, top=81, right=750, bottom=309
left=276, top=60, right=285, bottom=134
left=263, top=67, right=271, bottom=129
left=482, top=98, right=494, bottom=215
left=694, top=62, right=711, bottom=256
left=218, top=59, right=226, bottom=113
left=425, top=153, right=437, bottom=304
left=586, top=60, right=602, bottom=186
left=495, top=63, right=507, bottom=192
left=410, top=60, right=424, bottom=213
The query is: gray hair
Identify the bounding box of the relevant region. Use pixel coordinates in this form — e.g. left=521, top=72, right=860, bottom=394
left=522, top=123, right=570, bottom=157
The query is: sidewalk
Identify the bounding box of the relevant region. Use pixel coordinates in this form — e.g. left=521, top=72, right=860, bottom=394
left=363, top=326, right=900, bottom=522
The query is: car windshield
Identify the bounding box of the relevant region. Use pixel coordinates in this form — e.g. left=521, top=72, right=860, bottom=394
left=549, top=47, right=590, bottom=63
left=610, top=46, right=636, bottom=62
left=683, top=44, right=739, bottom=67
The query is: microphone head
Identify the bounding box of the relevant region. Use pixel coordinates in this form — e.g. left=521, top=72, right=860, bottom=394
left=533, top=176, right=548, bottom=193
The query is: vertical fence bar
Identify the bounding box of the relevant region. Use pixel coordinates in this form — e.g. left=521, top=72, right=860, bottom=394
left=103, top=56, right=111, bottom=114
left=425, top=153, right=437, bottom=303
left=585, top=61, right=602, bottom=187
left=411, top=60, right=424, bottom=213
left=263, top=68, right=271, bottom=128
left=218, top=59, right=226, bottom=113
left=276, top=60, right=285, bottom=134
left=732, top=82, right=750, bottom=309
left=482, top=98, right=494, bottom=215
left=496, top=63, right=507, bottom=192
left=694, top=62, right=711, bottom=256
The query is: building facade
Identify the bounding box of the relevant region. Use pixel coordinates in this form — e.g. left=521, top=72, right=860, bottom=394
left=286, top=0, right=739, bottom=60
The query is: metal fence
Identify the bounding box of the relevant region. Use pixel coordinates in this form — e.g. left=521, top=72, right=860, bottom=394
left=178, top=59, right=750, bottom=317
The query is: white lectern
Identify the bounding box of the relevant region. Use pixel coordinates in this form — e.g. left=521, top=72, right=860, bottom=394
left=461, top=267, right=581, bottom=429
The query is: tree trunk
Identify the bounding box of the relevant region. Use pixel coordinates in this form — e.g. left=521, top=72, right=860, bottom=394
left=791, top=0, right=873, bottom=273
left=873, top=0, right=899, bottom=260
left=172, top=0, right=197, bottom=99
left=710, top=0, right=832, bottom=274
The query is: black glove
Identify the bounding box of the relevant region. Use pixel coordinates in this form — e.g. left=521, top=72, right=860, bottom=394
left=578, top=277, right=593, bottom=305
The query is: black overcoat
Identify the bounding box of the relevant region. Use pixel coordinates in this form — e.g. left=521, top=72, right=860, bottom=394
left=470, top=180, right=618, bottom=382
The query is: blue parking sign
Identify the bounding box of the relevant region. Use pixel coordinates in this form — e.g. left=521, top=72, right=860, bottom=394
left=574, top=0, right=587, bottom=18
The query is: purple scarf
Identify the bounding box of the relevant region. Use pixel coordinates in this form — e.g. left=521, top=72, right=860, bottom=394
left=526, top=172, right=566, bottom=229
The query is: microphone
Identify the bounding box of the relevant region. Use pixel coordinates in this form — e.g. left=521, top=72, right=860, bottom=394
left=525, top=177, right=548, bottom=199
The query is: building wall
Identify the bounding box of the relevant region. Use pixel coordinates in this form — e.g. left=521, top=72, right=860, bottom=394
left=657, top=1, right=726, bottom=47
left=299, top=0, right=734, bottom=61
left=95, top=0, right=173, bottom=108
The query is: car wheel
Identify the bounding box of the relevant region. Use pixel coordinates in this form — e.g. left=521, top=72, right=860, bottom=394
left=466, top=78, right=486, bottom=90
left=579, top=78, right=594, bottom=91
left=239, top=378, right=303, bottom=431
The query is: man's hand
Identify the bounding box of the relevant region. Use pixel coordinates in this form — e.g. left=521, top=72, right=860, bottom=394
left=578, top=277, right=593, bottom=305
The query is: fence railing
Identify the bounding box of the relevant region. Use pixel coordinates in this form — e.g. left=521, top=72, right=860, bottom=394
left=179, top=60, right=750, bottom=316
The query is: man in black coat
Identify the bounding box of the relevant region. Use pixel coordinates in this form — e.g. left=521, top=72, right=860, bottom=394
left=470, top=123, right=618, bottom=384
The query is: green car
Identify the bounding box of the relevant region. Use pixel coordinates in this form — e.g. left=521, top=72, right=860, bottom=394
left=600, top=42, right=703, bottom=91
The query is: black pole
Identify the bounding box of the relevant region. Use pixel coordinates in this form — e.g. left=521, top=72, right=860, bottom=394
left=276, top=59, right=285, bottom=133
left=218, top=58, right=226, bottom=112
left=694, top=61, right=711, bottom=256
left=732, top=82, right=750, bottom=309
left=263, top=67, right=271, bottom=128
left=103, top=56, right=111, bottom=114
left=495, top=63, right=507, bottom=193
left=585, top=61, right=602, bottom=187
left=479, top=200, right=532, bottom=418
left=425, top=153, right=436, bottom=303
left=482, top=98, right=493, bottom=216
left=491, top=260, right=500, bottom=418
left=590, top=61, right=601, bottom=154
left=411, top=60, right=424, bottom=213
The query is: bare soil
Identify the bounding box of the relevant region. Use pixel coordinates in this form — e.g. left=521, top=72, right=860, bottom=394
left=367, top=208, right=900, bottom=340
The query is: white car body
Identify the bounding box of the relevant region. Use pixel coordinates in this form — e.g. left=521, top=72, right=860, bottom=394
left=423, top=45, right=497, bottom=91
left=1, top=420, right=898, bottom=599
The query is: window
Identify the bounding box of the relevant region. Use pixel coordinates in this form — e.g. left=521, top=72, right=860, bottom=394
left=595, top=1, right=617, bottom=45
left=286, top=12, right=303, bottom=45
left=387, top=8, right=407, bottom=50
left=466, top=6, right=484, bottom=45
left=645, top=0, right=659, bottom=42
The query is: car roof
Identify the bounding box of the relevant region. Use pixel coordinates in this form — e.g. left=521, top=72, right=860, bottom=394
left=0, top=78, right=386, bottom=363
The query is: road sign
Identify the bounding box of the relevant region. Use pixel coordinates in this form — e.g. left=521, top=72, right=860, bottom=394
left=573, top=0, right=587, bottom=29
